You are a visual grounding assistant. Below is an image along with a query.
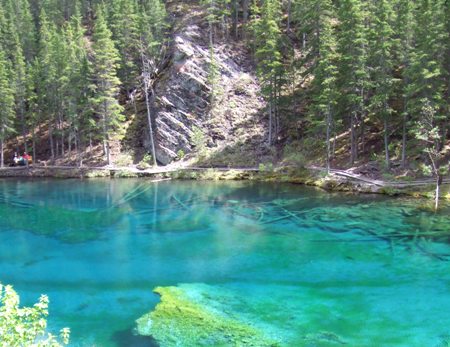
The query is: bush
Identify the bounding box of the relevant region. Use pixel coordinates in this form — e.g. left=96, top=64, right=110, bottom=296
left=282, top=143, right=306, bottom=167
left=0, top=283, right=70, bottom=346
left=177, top=149, right=185, bottom=160
left=258, top=163, right=274, bottom=172
left=114, top=151, right=134, bottom=167
left=137, top=153, right=153, bottom=170
left=191, top=127, right=206, bottom=156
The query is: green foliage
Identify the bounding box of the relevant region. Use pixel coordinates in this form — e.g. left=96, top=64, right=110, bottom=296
left=282, top=143, right=307, bottom=167
left=258, top=162, right=274, bottom=172
left=0, top=283, right=70, bottom=346
left=114, top=152, right=134, bottom=167
left=137, top=153, right=153, bottom=169
left=91, top=6, right=124, bottom=164
left=135, top=286, right=279, bottom=346
left=0, top=0, right=168, bottom=165
left=177, top=149, right=185, bottom=159
left=207, top=45, right=222, bottom=105
left=0, top=0, right=449, bottom=176
left=0, top=50, right=15, bottom=142
left=191, top=126, right=207, bottom=156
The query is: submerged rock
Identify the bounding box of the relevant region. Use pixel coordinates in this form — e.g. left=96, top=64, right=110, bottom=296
left=135, top=286, right=280, bottom=346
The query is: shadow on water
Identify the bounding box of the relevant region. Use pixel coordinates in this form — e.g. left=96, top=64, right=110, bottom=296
left=111, top=328, right=159, bottom=347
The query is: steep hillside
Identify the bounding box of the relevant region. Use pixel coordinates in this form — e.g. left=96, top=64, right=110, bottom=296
left=124, top=0, right=268, bottom=167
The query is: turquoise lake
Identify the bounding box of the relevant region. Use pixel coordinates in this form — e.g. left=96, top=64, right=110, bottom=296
left=0, top=178, right=450, bottom=346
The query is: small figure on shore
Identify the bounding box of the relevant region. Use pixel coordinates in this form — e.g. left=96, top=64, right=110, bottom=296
left=23, top=152, right=31, bottom=165
left=13, top=153, right=19, bottom=166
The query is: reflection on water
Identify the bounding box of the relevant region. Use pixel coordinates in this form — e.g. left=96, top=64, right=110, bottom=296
left=0, top=178, right=449, bottom=346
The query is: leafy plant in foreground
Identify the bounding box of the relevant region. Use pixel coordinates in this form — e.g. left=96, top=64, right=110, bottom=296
left=0, top=283, right=70, bottom=347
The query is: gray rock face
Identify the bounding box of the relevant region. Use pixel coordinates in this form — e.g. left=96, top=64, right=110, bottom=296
left=145, top=2, right=266, bottom=165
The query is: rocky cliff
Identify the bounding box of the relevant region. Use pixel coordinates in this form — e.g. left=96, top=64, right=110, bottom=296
left=126, top=0, right=267, bottom=166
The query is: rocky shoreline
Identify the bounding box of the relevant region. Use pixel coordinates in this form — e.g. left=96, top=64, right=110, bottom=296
left=0, top=165, right=448, bottom=201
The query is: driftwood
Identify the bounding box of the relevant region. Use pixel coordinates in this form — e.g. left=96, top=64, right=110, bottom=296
left=170, top=195, right=189, bottom=210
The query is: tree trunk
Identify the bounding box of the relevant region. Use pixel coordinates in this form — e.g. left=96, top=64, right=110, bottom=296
left=333, top=131, right=337, bottom=157
left=287, top=0, right=292, bottom=31
left=326, top=106, right=332, bottom=174
left=60, top=114, right=65, bottom=157
left=435, top=174, right=442, bottom=211
left=142, top=53, right=158, bottom=167
left=32, top=127, right=36, bottom=164
left=401, top=113, right=407, bottom=169
left=350, top=112, right=356, bottom=165
left=242, top=0, right=249, bottom=38
left=20, top=107, right=28, bottom=153
left=268, top=86, right=273, bottom=146
left=49, top=126, right=55, bottom=164
left=209, top=0, right=214, bottom=45
left=233, top=0, right=238, bottom=39
left=384, top=116, right=390, bottom=169
left=144, top=85, right=158, bottom=167
left=76, top=132, right=82, bottom=168
left=0, top=138, right=3, bottom=168
left=360, top=118, right=365, bottom=153
left=105, top=137, right=111, bottom=166
left=68, top=132, right=72, bottom=158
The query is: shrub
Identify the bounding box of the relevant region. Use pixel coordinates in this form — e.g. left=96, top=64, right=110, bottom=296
left=282, top=143, right=306, bottom=167
left=258, top=163, right=274, bottom=173
left=137, top=153, right=153, bottom=169
left=177, top=149, right=185, bottom=160
left=191, top=127, right=206, bottom=156
left=0, top=283, right=70, bottom=346
left=114, top=151, right=133, bottom=167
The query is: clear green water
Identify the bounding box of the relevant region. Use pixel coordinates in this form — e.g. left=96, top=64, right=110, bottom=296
left=0, top=179, right=450, bottom=346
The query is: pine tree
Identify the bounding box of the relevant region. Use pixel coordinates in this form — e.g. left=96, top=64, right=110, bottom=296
left=91, top=7, right=124, bottom=165
left=138, top=0, right=167, bottom=58
left=336, top=0, right=368, bottom=164
left=11, top=35, right=28, bottom=152
left=64, top=14, right=92, bottom=164
left=394, top=0, right=415, bottom=168
left=367, top=0, right=395, bottom=168
left=108, top=0, right=140, bottom=90
left=36, top=8, right=59, bottom=161
left=138, top=0, right=167, bottom=167
left=252, top=0, right=283, bottom=146
left=5, top=0, right=36, bottom=62
left=409, top=0, right=448, bottom=208
left=26, top=60, right=40, bottom=162
left=309, top=0, right=338, bottom=173
left=202, top=0, right=231, bottom=43
left=0, top=51, right=15, bottom=167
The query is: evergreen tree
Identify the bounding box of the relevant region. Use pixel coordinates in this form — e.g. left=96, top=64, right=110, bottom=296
left=336, top=0, right=368, bottom=164
left=138, top=0, right=167, bottom=167
left=252, top=0, right=283, bottom=146
left=309, top=0, right=338, bottom=173
left=11, top=35, right=28, bottom=152
left=406, top=0, right=447, bottom=144
left=367, top=0, right=395, bottom=168
left=5, top=0, right=36, bottom=62
left=36, top=8, right=59, bottom=161
left=394, top=0, right=415, bottom=168
left=26, top=60, right=40, bottom=161
left=108, top=0, right=140, bottom=90
left=0, top=51, right=15, bottom=167
left=90, top=7, right=124, bottom=165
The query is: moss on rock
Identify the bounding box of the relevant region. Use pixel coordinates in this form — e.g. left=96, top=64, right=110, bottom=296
left=135, top=286, right=280, bottom=347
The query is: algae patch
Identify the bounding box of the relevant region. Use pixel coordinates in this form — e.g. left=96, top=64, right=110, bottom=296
left=135, top=286, right=280, bottom=347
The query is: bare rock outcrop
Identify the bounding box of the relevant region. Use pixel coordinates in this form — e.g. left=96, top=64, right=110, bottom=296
left=142, top=1, right=266, bottom=165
